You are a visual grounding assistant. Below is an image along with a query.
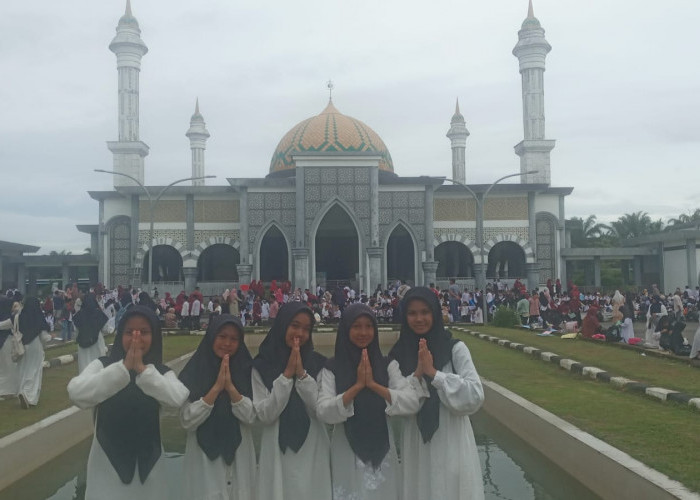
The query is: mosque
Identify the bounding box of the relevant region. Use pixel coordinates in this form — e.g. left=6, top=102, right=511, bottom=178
left=78, top=1, right=572, bottom=296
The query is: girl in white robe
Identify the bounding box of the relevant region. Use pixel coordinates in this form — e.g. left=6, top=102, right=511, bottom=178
left=17, top=297, right=51, bottom=408
left=317, top=303, right=421, bottom=500
left=73, top=293, right=109, bottom=373
left=67, top=305, right=189, bottom=500
left=252, top=302, right=332, bottom=500
left=178, top=314, right=256, bottom=500
left=0, top=296, right=19, bottom=397
left=388, top=287, right=485, bottom=500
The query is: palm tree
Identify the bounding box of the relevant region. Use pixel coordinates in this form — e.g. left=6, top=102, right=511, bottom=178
left=610, top=211, right=664, bottom=239
left=666, top=208, right=700, bottom=229
left=567, top=215, right=613, bottom=247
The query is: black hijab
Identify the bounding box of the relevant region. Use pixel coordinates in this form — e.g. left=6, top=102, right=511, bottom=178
left=0, top=296, right=12, bottom=349
left=96, top=306, right=171, bottom=484
left=73, top=293, right=108, bottom=348
left=18, top=297, right=49, bottom=345
left=179, top=315, right=252, bottom=465
left=388, top=287, right=458, bottom=443
left=252, top=302, right=326, bottom=453
left=327, top=303, right=389, bottom=468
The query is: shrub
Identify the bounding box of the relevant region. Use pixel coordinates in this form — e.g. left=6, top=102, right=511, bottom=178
left=492, top=306, right=520, bottom=328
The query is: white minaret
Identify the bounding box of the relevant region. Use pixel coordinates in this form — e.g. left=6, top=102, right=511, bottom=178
left=446, top=98, right=469, bottom=184
left=185, top=99, right=210, bottom=186
left=107, top=0, right=149, bottom=187
left=512, top=0, right=555, bottom=185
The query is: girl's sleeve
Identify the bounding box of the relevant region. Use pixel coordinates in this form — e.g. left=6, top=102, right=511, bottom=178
left=295, top=372, right=321, bottom=417
left=231, top=396, right=256, bottom=425
left=136, top=366, right=190, bottom=408
left=316, top=368, right=353, bottom=424
left=180, top=398, right=213, bottom=430
left=385, top=360, right=422, bottom=416
left=67, top=359, right=130, bottom=409
left=252, top=368, right=293, bottom=424
left=431, top=342, right=484, bottom=416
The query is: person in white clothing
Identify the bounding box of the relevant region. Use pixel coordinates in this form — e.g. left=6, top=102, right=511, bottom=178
left=17, top=297, right=51, bottom=409
left=388, top=287, right=485, bottom=500
left=73, top=293, right=109, bottom=373
left=181, top=299, right=191, bottom=330
left=0, top=296, right=19, bottom=397
left=178, top=314, right=256, bottom=500
left=67, top=306, right=189, bottom=500
left=317, top=303, right=420, bottom=500
left=191, top=297, right=202, bottom=331
left=252, top=302, right=331, bottom=500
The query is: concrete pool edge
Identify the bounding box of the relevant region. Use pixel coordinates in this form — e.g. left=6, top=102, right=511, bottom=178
left=0, top=351, right=195, bottom=492
left=481, top=379, right=699, bottom=500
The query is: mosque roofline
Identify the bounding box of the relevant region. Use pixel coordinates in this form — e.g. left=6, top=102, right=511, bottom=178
left=435, top=183, right=573, bottom=195
left=227, top=177, right=296, bottom=189
left=0, top=240, right=40, bottom=254
left=622, top=228, right=700, bottom=246
left=89, top=187, right=233, bottom=200
left=77, top=224, right=99, bottom=235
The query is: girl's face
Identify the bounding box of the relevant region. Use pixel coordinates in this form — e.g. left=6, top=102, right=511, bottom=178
left=212, top=324, right=241, bottom=359
left=285, top=312, right=312, bottom=347
left=348, top=315, right=375, bottom=348
left=406, top=299, right=433, bottom=335
left=121, top=315, right=153, bottom=354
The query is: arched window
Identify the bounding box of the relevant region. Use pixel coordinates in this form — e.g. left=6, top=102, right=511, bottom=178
left=386, top=225, right=415, bottom=283
left=487, top=241, right=526, bottom=279
left=198, top=244, right=240, bottom=282
left=435, top=241, right=474, bottom=278
left=142, top=245, right=183, bottom=283
left=109, top=218, right=131, bottom=287
left=259, top=226, right=289, bottom=282
left=536, top=215, right=557, bottom=283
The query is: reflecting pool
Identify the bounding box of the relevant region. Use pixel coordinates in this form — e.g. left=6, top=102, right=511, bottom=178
left=0, top=408, right=599, bottom=500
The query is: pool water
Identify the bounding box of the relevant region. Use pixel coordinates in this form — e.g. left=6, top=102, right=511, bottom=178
left=0, top=408, right=598, bottom=500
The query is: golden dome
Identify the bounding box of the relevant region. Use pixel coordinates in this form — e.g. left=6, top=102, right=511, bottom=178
left=269, top=101, right=394, bottom=174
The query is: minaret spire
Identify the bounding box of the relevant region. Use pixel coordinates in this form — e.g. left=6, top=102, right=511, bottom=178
left=107, top=0, right=150, bottom=187
left=446, top=98, right=470, bottom=184
left=512, top=1, right=555, bottom=185
left=186, top=99, right=210, bottom=186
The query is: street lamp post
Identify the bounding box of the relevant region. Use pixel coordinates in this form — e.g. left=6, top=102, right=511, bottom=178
left=95, top=170, right=215, bottom=292
left=442, top=171, right=538, bottom=322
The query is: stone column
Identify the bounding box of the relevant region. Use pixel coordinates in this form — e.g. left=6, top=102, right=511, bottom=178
left=236, top=264, right=253, bottom=288
left=183, top=267, right=198, bottom=292
left=62, top=264, right=70, bottom=289
left=27, top=268, right=37, bottom=296
left=424, top=186, right=435, bottom=261
left=422, top=261, right=439, bottom=287
left=239, top=189, right=249, bottom=265
left=130, top=195, right=140, bottom=268
left=633, top=256, right=643, bottom=287
left=17, top=264, right=26, bottom=294
left=528, top=191, right=537, bottom=257
left=526, top=262, right=539, bottom=290
left=686, top=239, right=697, bottom=287
left=558, top=195, right=566, bottom=282
left=476, top=194, right=486, bottom=290
left=186, top=194, right=195, bottom=251
left=593, top=257, right=601, bottom=288
left=367, top=247, right=383, bottom=292
left=291, top=249, right=309, bottom=290
left=370, top=168, right=379, bottom=247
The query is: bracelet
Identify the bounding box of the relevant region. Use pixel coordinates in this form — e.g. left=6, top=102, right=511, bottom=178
left=298, top=370, right=308, bottom=380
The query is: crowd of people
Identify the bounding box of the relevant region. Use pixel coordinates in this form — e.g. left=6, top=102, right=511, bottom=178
left=65, top=287, right=485, bottom=500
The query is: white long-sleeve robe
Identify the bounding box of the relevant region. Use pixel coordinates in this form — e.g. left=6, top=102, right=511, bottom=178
left=0, top=334, right=19, bottom=397
left=316, top=363, right=421, bottom=500
left=397, top=342, right=485, bottom=500
left=17, top=335, right=46, bottom=405
left=252, top=368, right=332, bottom=500
left=179, top=397, right=257, bottom=500
left=67, top=359, right=189, bottom=500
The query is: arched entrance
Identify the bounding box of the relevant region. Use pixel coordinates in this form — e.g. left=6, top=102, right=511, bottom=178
left=386, top=225, right=415, bottom=283
left=315, top=205, right=359, bottom=287
left=487, top=241, right=526, bottom=279
left=259, top=226, right=289, bottom=282
left=197, top=244, right=239, bottom=282
left=142, top=245, right=183, bottom=282
left=435, top=241, right=474, bottom=278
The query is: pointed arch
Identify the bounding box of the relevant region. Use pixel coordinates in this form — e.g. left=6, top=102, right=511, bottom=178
left=254, top=220, right=292, bottom=282
left=483, top=234, right=535, bottom=263
left=310, top=198, right=364, bottom=290
left=383, top=219, right=419, bottom=285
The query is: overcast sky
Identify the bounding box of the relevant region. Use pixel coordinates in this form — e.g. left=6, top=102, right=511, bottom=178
left=2, top=0, right=699, bottom=254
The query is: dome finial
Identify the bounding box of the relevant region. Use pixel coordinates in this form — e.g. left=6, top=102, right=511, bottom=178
left=326, top=79, right=334, bottom=102
left=455, top=97, right=460, bottom=115
left=527, top=0, right=534, bottom=19
left=195, top=97, right=200, bottom=115
left=125, top=0, right=133, bottom=17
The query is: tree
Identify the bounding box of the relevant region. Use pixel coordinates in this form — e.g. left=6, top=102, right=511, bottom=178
left=567, top=215, right=614, bottom=247
left=49, top=250, right=73, bottom=256
left=609, top=211, right=664, bottom=240
left=666, top=208, right=700, bottom=229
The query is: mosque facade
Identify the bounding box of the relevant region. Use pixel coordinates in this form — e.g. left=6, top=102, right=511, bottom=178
left=81, top=1, right=572, bottom=296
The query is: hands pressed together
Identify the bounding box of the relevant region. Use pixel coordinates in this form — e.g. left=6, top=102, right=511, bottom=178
left=414, top=338, right=437, bottom=379
left=204, top=354, right=242, bottom=405
left=343, top=348, right=392, bottom=406
left=122, top=331, right=147, bottom=374
left=283, top=338, right=306, bottom=379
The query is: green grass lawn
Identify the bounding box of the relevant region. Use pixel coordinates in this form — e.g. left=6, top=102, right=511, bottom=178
left=462, top=325, right=700, bottom=396
left=0, top=335, right=202, bottom=439
left=455, top=332, right=700, bottom=493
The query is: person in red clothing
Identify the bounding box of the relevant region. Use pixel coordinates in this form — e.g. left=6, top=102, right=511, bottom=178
left=581, top=305, right=602, bottom=338
left=252, top=297, right=262, bottom=326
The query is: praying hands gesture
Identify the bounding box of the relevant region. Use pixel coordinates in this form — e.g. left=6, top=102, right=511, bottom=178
left=283, top=338, right=306, bottom=379
left=122, top=331, right=146, bottom=374
left=203, top=354, right=242, bottom=405
left=343, top=349, right=391, bottom=406
left=414, top=338, right=437, bottom=379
